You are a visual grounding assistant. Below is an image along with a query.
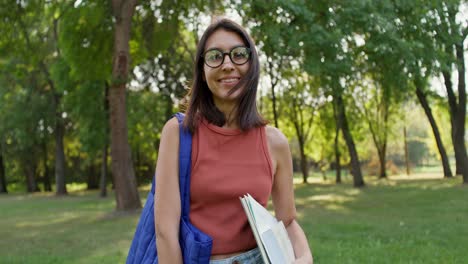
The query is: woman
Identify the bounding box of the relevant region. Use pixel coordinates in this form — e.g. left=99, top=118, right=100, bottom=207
left=154, top=18, right=313, bottom=264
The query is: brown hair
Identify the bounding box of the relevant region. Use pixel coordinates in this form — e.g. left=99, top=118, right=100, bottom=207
left=183, top=18, right=267, bottom=133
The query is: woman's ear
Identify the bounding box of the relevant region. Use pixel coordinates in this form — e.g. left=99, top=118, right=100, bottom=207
left=202, top=70, right=206, bottom=82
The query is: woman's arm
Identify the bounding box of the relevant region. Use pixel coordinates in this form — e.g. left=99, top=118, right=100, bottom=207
left=286, top=220, right=313, bottom=264
left=266, top=126, right=313, bottom=264
left=154, top=117, right=183, bottom=264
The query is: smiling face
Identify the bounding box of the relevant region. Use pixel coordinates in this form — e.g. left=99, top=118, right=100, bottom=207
left=203, top=29, right=250, bottom=107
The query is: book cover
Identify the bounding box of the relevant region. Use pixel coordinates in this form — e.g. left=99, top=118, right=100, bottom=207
left=240, top=194, right=295, bottom=264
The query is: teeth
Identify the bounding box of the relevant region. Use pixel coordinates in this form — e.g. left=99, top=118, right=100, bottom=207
left=220, top=78, right=239, bottom=83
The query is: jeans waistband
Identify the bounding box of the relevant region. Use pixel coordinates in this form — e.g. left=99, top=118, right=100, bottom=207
left=209, top=247, right=263, bottom=264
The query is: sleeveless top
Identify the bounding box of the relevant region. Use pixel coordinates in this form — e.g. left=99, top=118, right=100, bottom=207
left=189, top=118, right=274, bottom=254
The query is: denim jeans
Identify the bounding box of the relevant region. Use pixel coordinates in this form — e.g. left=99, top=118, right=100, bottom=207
left=209, top=247, right=264, bottom=264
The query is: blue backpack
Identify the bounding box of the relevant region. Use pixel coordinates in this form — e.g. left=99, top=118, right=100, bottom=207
left=126, top=113, right=213, bottom=264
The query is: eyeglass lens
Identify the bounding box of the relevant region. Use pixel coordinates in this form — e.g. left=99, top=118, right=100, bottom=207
left=204, top=47, right=250, bottom=68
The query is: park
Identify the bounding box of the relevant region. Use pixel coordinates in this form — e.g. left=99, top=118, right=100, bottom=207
left=0, top=0, right=467, bottom=263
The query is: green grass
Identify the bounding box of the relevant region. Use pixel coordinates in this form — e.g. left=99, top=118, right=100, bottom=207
left=295, top=175, right=468, bottom=263
left=0, top=174, right=466, bottom=263
left=0, top=188, right=143, bottom=264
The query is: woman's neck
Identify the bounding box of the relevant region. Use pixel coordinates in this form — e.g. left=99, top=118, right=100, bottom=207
left=214, top=101, right=239, bottom=129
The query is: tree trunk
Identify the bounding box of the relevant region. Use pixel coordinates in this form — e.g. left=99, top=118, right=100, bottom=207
left=379, top=108, right=389, bottom=179
left=164, top=93, right=173, bottom=122
left=442, top=68, right=468, bottom=181
left=16, top=0, right=66, bottom=193
left=334, top=129, right=341, bottom=183
left=333, top=102, right=341, bottom=183
left=42, top=140, right=52, bottom=191
left=292, top=119, right=309, bottom=183
left=299, top=138, right=309, bottom=184
left=403, top=125, right=410, bottom=175
left=442, top=9, right=468, bottom=182
left=87, top=163, right=99, bottom=189
left=100, top=145, right=108, bottom=197
left=0, top=148, right=7, bottom=193
left=109, top=0, right=141, bottom=210
left=43, top=162, right=52, bottom=192
left=336, top=94, right=365, bottom=187
left=415, top=86, right=452, bottom=178
left=377, top=143, right=387, bottom=178
left=268, top=60, right=280, bottom=128
left=100, top=83, right=109, bottom=198
left=24, top=161, right=39, bottom=193
left=454, top=40, right=468, bottom=183
left=54, top=105, right=67, bottom=195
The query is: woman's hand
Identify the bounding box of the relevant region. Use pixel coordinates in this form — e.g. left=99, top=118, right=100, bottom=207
left=293, top=256, right=313, bottom=264
left=266, top=127, right=313, bottom=264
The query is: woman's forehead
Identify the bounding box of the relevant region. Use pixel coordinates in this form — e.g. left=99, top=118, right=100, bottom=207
left=204, top=29, right=245, bottom=51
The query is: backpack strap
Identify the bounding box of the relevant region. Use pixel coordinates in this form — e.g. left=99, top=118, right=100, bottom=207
left=127, top=113, right=210, bottom=264
left=150, top=113, right=192, bottom=216
left=174, top=113, right=192, bottom=218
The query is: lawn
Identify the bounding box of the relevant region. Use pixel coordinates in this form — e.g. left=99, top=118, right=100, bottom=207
left=0, top=174, right=466, bottom=263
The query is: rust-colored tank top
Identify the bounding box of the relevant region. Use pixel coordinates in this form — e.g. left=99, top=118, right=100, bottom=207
left=189, top=118, right=274, bottom=254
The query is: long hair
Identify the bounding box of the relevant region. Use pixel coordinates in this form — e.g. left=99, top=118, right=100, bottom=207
left=183, top=18, right=267, bottom=133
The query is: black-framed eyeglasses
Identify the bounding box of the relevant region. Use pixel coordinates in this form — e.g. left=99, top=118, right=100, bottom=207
left=202, top=46, right=251, bottom=68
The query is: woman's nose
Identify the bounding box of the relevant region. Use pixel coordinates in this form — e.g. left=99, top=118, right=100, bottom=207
left=221, top=54, right=234, bottom=71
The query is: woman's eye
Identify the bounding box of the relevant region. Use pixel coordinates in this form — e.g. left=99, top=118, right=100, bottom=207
left=234, top=51, right=246, bottom=58
left=207, top=51, right=222, bottom=61
left=232, top=48, right=249, bottom=60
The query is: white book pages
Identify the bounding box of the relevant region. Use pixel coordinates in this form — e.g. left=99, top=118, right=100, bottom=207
left=269, top=221, right=295, bottom=262
left=240, top=195, right=270, bottom=264
left=260, top=227, right=288, bottom=264
left=245, top=194, right=278, bottom=233
left=240, top=194, right=296, bottom=264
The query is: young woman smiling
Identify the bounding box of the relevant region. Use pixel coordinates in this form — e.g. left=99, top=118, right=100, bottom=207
left=154, top=18, right=313, bottom=264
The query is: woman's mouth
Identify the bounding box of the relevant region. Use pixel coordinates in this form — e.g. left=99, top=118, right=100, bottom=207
left=219, top=77, right=240, bottom=84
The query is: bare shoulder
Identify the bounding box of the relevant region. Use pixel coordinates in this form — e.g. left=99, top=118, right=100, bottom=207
left=265, top=125, right=290, bottom=152
left=163, top=117, right=179, bottom=133
left=159, top=117, right=180, bottom=146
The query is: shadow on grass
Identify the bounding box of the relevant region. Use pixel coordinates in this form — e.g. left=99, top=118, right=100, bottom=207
left=0, top=174, right=466, bottom=263
left=291, top=175, right=468, bottom=263
left=0, top=192, right=139, bottom=263
left=293, top=175, right=465, bottom=219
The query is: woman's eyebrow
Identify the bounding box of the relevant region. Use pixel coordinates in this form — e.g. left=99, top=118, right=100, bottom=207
left=205, top=43, right=245, bottom=51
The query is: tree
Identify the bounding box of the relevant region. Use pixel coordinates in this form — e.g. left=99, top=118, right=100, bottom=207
left=415, top=78, right=452, bottom=177
left=129, top=0, right=222, bottom=183
left=100, top=84, right=110, bottom=197
left=0, top=3, right=56, bottom=192
left=387, top=0, right=453, bottom=178
left=283, top=72, right=320, bottom=183
left=0, top=140, right=7, bottom=193
left=307, top=1, right=366, bottom=187
left=59, top=0, right=114, bottom=196
left=433, top=1, right=468, bottom=181
left=2, top=0, right=74, bottom=194
left=0, top=67, right=49, bottom=192
left=353, top=78, right=392, bottom=178
left=242, top=0, right=366, bottom=187
left=109, top=0, right=141, bottom=210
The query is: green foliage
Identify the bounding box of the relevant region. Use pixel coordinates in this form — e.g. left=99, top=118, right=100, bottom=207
left=0, top=52, right=53, bottom=183
left=65, top=81, right=107, bottom=155
left=127, top=90, right=170, bottom=167
left=408, top=140, right=430, bottom=165
left=59, top=0, right=113, bottom=81
left=49, top=57, right=74, bottom=94
left=1, top=0, right=464, bottom=190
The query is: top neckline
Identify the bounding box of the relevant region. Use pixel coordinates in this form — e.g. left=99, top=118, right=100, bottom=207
left=201, top=118, right=243, bottom=136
